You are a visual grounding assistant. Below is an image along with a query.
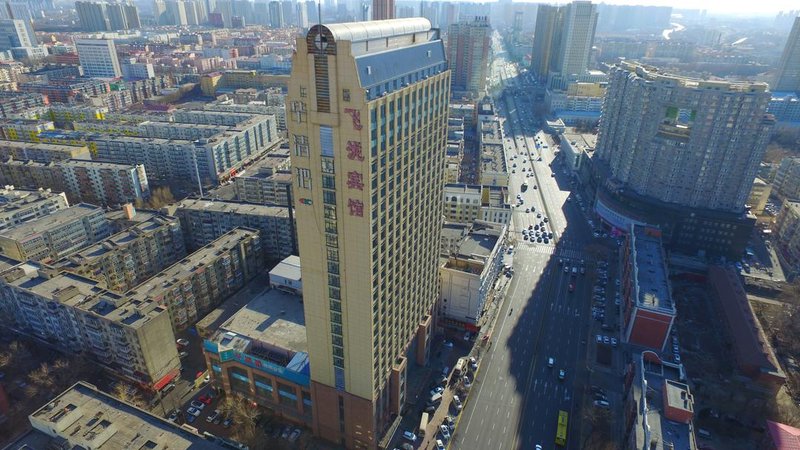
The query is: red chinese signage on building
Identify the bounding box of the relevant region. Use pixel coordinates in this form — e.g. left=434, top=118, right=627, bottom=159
left=344, top=108, right=363, bottom=130
left=348, top=199, right=364, bottom=217
left=346, top=140, right=364, bottom=161
left=347, top=171, right=364, bottom=190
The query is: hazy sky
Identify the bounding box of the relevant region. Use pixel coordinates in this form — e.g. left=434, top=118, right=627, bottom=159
left=578, top=0, right=798, bottom=15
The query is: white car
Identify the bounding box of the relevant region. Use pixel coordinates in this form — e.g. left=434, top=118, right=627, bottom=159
left=402, top=431, right=417, bottom=442
left=186, top=406, right=202, bottom=417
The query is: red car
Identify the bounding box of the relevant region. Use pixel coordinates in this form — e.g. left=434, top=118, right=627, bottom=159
left=198, top=394, right=213, bottom=405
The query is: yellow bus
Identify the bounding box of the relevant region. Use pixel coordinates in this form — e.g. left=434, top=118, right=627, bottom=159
left=555, top=410, right=568, bottom=447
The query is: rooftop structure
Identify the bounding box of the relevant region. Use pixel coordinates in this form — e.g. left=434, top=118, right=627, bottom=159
left=269, top=254, right=301, bottom=295
left=128, top=228, right=263, bottom=331
left=14, top=381, right=232, bottom=450
left=478, top=118, right=507, bottom=187
left=0, top=203, right=110, bottom=262
left=625, top=352, right=696, bottom=450
left=173, top=198, right=293, bottom=259
left=708, top=265, right=786, bottom=389
left=0, top=139, right=91, bottom=163
left=766, top=420, right=800, bottom=450
left=439, top=221, right=505, bottom=327
left=0, top=262, right=179, bottom=388
left=0, top=187, right=68, bottom=231
left=622, top=226, right=675, bottom=352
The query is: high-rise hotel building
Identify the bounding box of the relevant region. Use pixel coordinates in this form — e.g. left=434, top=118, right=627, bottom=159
left=287, top=18, right=449, bottom=448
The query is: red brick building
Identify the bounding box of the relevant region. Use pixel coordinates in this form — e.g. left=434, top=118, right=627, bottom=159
left=622, top=225, right=676, bottom=352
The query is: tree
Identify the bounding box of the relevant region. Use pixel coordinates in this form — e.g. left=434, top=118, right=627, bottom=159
left=220, top=394, right=262, bottom=448
left=111, top=382, right=146, bottom=408
left=582, top=406, right=613, bottom=450
left=136, top=186, right=177, bottom=209
left=28, top=362, right=54, bottom=390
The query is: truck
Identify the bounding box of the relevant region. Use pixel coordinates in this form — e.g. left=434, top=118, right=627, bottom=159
left=419, top=412, right=429, bottom=437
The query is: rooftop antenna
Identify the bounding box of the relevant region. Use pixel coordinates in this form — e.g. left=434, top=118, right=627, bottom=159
left=420, top=0, right=424, bottom=17
left=317, top=0, right=322, bottom=26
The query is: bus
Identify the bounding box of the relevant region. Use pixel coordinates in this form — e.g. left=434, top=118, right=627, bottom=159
left=555, top=410, right=568, bottom=447
left=418, top=412, right=429, bottom=438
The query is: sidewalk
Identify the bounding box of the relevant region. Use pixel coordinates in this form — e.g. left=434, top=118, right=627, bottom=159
left=418, top=274, right=515, bottom=450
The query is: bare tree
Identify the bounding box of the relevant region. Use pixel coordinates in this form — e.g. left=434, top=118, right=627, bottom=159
left=28, top=362, right=54, bottom=389
left=111, top=383, right=146, bottom=408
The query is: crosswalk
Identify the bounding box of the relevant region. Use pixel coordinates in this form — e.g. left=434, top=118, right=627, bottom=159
left=518, top=243, right=586, bottom=261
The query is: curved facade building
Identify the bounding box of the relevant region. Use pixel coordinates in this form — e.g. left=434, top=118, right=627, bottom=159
left=596, top=61, right=773, bottom=214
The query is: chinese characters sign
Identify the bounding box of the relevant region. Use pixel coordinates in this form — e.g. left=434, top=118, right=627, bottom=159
left=348, top=199, right=363, bottom=217
left=346, top=140, right=364, bottom=161
left=344, top=108, right=363, bottom=130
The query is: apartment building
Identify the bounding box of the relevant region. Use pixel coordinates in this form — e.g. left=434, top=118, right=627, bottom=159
left=60, top=159, right=149, bottom=206
left=447, top=16, right=491, bottom=97
left=478, top=118, right=508, bottom=187
left=775, top=17, right=800, bottom=92
left=774, top=200, right=800, bottom=276
left=233, top=148, right=292, bottom=205
left=128, top=228, right=263, bottom=331
left=288, top=19, right=449, bottom=448
left=76, top=39, right=122, bottom=79
left=173, top=199, right=293, bottom=260
left=9, top=381, right=231, bottom=450
left=596, top=61, right=773, bottom=214
left=59, top=214, right=186, bottom=292
left=443, top=183, right=511, bottom=225
left=439, top=221, right=506, bottom=328
left=0, top=91, right=48, bottom=119
left=91, top=114, right=279, bottom=187
left=0, top=262, right=180, bottom=389
left=0, top=158, right=149, bottom=206
left=0, top=203, right=111, bottom=262
left=0, top=187, right=69, bottom=232
left=773, top=157, right=800, bottom=200
left=0, top=139, right=92, bottom=162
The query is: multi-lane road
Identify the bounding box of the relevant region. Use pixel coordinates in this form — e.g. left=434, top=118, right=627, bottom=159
left=450, top=38, right=599, bottom=450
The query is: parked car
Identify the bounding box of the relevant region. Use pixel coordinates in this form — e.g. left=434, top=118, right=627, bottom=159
left=190, top=400, right=205, bottom=410
left=402, top=431, right=417, bottom=442
left=176, top=338, right=189, bottom=347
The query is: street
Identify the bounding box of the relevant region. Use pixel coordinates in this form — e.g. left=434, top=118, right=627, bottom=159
left=449, top=33, right=603, bottom=450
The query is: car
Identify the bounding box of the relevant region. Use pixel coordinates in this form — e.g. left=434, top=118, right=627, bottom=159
left=179, top=351, right=189, bottom=359
left=190, top=400, right=205, bottom=410
left=611, top=338, right=618, bottom=347
left=543, top=238, right=549, bottom=244
left=568, top=283, right=574, bottom=292
left=543, top=217, right=549, bottom=223
left=204, top=374, right=211, bottom=383
left=533, top=185, right=538, bottom=189
left=176, top=338, right=189, bottom=346
left=523, top=235, right=529, bottom=241
left=168, top=410, right=178, bottom=422
left=289, top=428, right=302, bottom=443
left=223, top=417, right=233, bottom=428
left=547, top=357, right=554, bottom=367
left=402, top=431, right=417, bottom=442
left=596, top=334, right=602, bottom=343
left=206, top=409, right=221, bottom=423
left=525, top=208, right=530, bottom=213
left=615, top=298, right=621, bottom=305
left=443, top=341, right=454, bottom=349
left=198, top=394, right=212, bottom=405
left=563, top=266, right=569, bottom=273
left=186, top=406, right=202, bottom=417
left=536, top=213, right=542, bottom=218
left=430, top=386, right=444, bottom=396
left=469, top=357, right=478, bottom=371
left=281, top=426, right=291, bottom=439
left=186, top=414, right=196, bottom=424
left=425, top=405, right=437, bottom=413
left=440, top=424, right=451, bottom=440
left=558, top=369, right=566, bottom=380
left=559, top=258, right=563, bottom=265
left=603, top=336, right=610, bottom=345
left=453, top=395, right=463, bottom=411
left=445, top=416, right=455, bottom=427
left=436, top=439, right=446, bottom=450
left=594, top=400, right=611, bottom=409
left=464, top=376, right=472, bottom=388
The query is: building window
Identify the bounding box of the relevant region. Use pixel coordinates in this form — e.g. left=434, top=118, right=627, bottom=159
left=320, top=126, right=334, bottom=157
left=323, top=190, right=336, bottom=205
left=343, top=89, right=351, bottom=102
left=321, top=157, right=335, bottom=174
left=300, top=87, right=307, bottom=98
left=293, top=135, right=309, bottom=157
left=296, top=168, right=311, bottom=189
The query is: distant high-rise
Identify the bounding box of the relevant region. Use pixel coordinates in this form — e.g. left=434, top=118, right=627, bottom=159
left=447, top=16, right=491, bottom=97
left=0, top=19, right=34, bottom=50
left=268, top=0, right=283, bottom=27
left=775, top=16, right=800, bottom=92
left=597, top=61, right=773, bottom=213
left=371, top=0, right=393, bottom=20
left=288, top=17, right=448, bottom=449
left=76, top=39, right=122, bottom=78
left=75, top=1, right=140, bottom=31
left=530, top=1, right=597, bottom=88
